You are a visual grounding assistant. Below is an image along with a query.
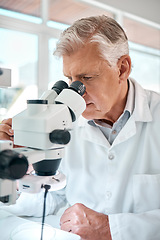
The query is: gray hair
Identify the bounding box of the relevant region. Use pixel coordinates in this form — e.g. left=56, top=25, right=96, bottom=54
left=54, top=15, right=129, bottom=66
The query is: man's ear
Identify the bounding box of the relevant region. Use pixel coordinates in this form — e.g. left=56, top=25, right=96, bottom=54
left=117, top=55, right=131, bottom=83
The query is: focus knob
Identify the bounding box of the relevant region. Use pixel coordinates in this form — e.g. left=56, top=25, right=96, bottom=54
left=49, top=129, right=71, bottom=145
left=0, top=149, right=28, bottom=180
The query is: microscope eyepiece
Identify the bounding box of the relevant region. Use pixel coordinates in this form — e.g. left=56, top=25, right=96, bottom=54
left=52, top=80, right=68, bottom=95
left=69, top=81, right=86, bottom=96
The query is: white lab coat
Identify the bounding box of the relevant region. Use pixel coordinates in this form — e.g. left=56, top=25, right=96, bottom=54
left=1, top=79, right=160, bottom=239
left=59, top=78, right=160, bottom=240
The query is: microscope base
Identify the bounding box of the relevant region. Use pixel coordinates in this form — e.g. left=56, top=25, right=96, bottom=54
left=19, top=172, right=66, bottom=193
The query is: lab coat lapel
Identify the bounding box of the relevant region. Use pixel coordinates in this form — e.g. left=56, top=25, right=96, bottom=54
left=132, top=79, right=152, bottom=122
left=112, top=80, right=152, bottom=147
left=112, top=115, right=136, bottom=147
left=78, top=117, right=111, bottom=148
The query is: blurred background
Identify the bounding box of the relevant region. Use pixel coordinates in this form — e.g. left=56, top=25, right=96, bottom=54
left=0, top=0, right=160, bottom=121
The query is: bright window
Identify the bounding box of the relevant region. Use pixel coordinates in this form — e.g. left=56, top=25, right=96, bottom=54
left=48, top=38, right=70, bottom=89
left=0, top=28, right=38, bottom=120
left=123, top=16, right=160, bottom=92
left=129, top=42, right=160, bottom=92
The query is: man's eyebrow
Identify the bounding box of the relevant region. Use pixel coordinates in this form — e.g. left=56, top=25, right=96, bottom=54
left=64, top=73, right=99, bottom=78
left=64, top=73, right=87, bottom=78
left=64, top=74, right=71, bottom=78
left=76, top=73, right=88, bottom=77
left=79, top=74, right=100, bottom=78
left=77, top=73, right=100, bottom=77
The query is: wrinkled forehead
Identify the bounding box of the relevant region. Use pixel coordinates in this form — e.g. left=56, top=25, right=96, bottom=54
left=62, top=43, right=111, bottom=77
left=62, top=41, right=112, bottom=75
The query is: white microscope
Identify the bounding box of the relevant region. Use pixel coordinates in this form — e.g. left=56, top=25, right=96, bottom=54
left=0, top=66, right=28, bottom=205
left=0, top=76, right=86, bottom=205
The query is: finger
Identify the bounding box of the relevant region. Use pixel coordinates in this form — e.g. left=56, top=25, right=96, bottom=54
left=13, top=144, right=23, bottom=148
left=0, top=132, right=13, bottom=141
left=1, top=118, right=12, bottom=126
left=62, top=203, right=84, bottom=217
left=60, top=204, right=85, bottom=227
left=60, top=218, right=71, bottom=227
left=60, top=221, right=72, bottom=232
left=0, top=118, right=13, bottom=136
left=0, top=123, right=14, bottom=136
left=60, top=207, right=73, bottom=224
left=61, top=221, right=86, bottom=238
left=60, top=214, right=70, bottom=226
left=26, top=165, right=34, bottom=174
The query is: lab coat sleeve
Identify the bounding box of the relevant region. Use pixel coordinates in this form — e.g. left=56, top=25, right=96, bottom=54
left=0, top=188, right=67, bottom=217
left=109, top=209, right=160, bottom=240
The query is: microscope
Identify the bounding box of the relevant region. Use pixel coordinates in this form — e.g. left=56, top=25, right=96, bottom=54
left=0, top=78, right=86, bottom=205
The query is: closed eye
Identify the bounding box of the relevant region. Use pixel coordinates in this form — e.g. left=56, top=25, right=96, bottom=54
left=81, top=76, right=92, bottom=81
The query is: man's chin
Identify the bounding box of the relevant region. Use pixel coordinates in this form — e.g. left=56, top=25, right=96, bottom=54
left=82, top=111, right=94, bottom=120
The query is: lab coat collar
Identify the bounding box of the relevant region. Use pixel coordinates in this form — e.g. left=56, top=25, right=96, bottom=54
left=78, top=116, right=111, bottom=148
left=77, top=115, right=136, bottom=148
left=77, top=79, right=153, bottom=148
left=78, top=78, right=152, bottom=127
left=131, top=78, right=152, bottom=122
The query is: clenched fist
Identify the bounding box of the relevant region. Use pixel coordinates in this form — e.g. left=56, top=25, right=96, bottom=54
left=60, top=203, right=112, bottom=240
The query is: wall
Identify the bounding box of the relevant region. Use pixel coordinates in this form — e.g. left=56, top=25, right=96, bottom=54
left=97, top=0, right=160, bottom=24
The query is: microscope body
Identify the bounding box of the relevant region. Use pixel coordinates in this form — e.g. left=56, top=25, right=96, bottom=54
left=12, top=101, right=72, bottom=194
left=0, top=80, right=86, bottom=203
left=13, top=102, right=72, bottom=150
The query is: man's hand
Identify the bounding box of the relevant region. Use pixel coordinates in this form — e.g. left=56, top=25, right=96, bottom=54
left=60, top=203, right=112, bottom=240
left=0, top=118, right=14, bottom=141
left=0, top=118, right=22, bottom=148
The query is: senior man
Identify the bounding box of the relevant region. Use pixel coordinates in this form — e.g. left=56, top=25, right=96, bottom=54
left=0, top=15, right=160, bottom=240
